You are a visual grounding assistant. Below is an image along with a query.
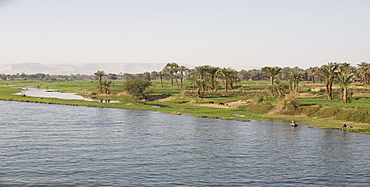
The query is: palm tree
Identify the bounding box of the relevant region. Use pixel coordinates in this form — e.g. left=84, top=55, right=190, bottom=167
left=101, top=80, right=113, bottom=94
left=204, top=65, right=220, bottom=91
left=158, top=71, right=165, bottom=88
left=194, top=66, right=208, bottom=94
left=178, top=66, right=188, bottom=88
left=266, top=80, right=288, bottom=97
left=316, top=62, right=339, bottom=100
left=163, top=62, right=179, bottom=86
left=337, top=71, right=354, bottom=103
left=305, top=67, right=318, bottom=84
left=339, top=62, right=354, bottom=73
left=185, top=69, right=197, bottom=89
left=357, top=62, right=370, bottom=85
left=94, top=70, right=106, bottom=93
left=287, top=70, right=302, bottom=93
left=217, top=68, right=235, bottom=92
left=261, top=66, right=282, bottom=85
left=228, top=69, right=239, bottom=89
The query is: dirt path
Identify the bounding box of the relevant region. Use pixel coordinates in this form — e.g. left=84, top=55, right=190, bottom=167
left=195, top=100, right=249, bottom=109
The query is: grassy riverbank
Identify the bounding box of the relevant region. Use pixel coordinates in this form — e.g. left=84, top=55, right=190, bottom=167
left=1, top=80, right=370, bottom=133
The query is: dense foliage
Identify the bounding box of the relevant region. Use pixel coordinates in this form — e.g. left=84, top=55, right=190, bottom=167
left=122, top=79, right=152, bottom=99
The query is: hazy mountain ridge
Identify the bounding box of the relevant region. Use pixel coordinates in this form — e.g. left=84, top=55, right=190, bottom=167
left=0, top=63, right=167, bottom=75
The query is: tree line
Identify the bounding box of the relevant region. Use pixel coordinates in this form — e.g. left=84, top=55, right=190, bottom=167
left=2, top=61, right=370, bottom=103
left=92, top=61, right=369, bottom=102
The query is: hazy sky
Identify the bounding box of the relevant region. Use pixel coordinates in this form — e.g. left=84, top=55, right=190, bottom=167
left=1, top=0, right=370, bottom=69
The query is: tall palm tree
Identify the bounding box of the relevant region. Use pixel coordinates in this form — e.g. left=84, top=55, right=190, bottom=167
left=178, top=66, right=188, bottom=88
left=261, top=66, right=282, bottom=85
left=163, top=62, right=179, bottom=86
left=316, top=62, right=339, bottom=100
left=94, top=70, right=106, bottom=93
left=158, top=71, right=165, bottom=88
left=337, top=71, right=354, bottom=103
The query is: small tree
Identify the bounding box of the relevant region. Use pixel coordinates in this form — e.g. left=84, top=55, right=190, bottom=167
left=122, top=79, right=152, bottom=99
left=101, top=80, right=113, bottom=94
left=94, top=70, right=106, bottom=93
left=163, top=62, right=179, bottom=86
left=316, top=62, right=338, bottom=100
left=287, top=70, right=302, bottom=93
left=178, top=66, right=188, bottom=88
left=158, top=71, right=165, bottom=88
left=217, top=68, right=236, bottom=92
left=266, top=80, right=288, bottom=97
left=337, top=71, right=354, bottom=103
left=261, top=66, right=282, bottom=85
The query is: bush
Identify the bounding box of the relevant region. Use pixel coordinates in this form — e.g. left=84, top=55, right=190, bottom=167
left=122, top=79, right=152, bottom=99
left=335, top=109, right=370, bottom=123
left=238, top=102, right=273, bottom=114
left=314, top=107, right=342, bottom=118
left=303, top=105, right=321, bottom=117
left=282, top=99, right=300, bottom=110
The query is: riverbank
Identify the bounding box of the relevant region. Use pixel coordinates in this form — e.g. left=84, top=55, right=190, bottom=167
left=1, top=85, right=368, bottom=134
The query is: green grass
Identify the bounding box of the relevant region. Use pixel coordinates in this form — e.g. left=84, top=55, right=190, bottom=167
left=2, top=79, right=370, bottom=133
left=298, top=97, right=370, bottom=109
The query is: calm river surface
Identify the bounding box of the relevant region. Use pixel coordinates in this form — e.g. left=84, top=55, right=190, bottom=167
left=1, top=100, right=370, bottom=186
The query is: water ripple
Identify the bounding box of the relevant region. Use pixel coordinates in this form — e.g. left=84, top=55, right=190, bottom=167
left=1, top=101, right=370, bottom=186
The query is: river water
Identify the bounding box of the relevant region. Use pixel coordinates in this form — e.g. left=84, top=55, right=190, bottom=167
left=14, top=87, right=119, bottom=103
left=1, top=100, right=370, bottom=186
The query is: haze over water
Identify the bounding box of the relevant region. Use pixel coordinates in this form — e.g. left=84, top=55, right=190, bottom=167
left=1, top=100, right=370, bottom=186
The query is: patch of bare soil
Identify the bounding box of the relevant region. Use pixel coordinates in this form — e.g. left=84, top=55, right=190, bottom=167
left=156, top=97, right=178, bottom=102
left=352, top=92, right=370, bottom=97
left=195, top=100, right=252, bottom=109
left=0, top=85, right=18, bottom=87
left=116, top=91, right=129, bottom=96
left=84, top=90, right=100, bottom=95
left=298, top=92, right=321, bottom=98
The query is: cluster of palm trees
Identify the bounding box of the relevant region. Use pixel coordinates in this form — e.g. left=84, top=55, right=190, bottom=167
left=188, top=66, right=238, bottom=97
left=94, top=70, right=113, bottom=94
left=155, top=63, right=239, bottom=97
left=92, top=61, right=370, bottom=103
left=155, top=62, right=370, bottom=102
left=260, top=62, right=363, bottom=103
left=315, top=62, right=355, bottom=103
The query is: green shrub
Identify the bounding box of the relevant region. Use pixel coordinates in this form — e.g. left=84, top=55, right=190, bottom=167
left=314, top=107, right=342, bottom=118
left=282, top=98, right=300, bottom=110
left=303, top=105, right=321, bottom=117
left=278, top=107, right=303, bottom=115
left=238, top=102, right=273, bottom=114
left=335, top=109, right=370, bottom=123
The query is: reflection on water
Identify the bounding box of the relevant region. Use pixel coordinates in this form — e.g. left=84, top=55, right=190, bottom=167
left=1, top=100, right=370, bottom=186
left=14, top=87, right=119, bottom=103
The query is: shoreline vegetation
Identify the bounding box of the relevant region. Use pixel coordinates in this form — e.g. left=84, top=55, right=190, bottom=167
left=1, top=62, right=370, bottom=133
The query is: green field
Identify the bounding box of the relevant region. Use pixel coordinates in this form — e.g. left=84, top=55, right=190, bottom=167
left=1, top=79, right=370, bottom=133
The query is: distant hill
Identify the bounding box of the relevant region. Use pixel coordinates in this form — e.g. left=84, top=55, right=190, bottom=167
left=0, top=63, right=168, bottom=75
